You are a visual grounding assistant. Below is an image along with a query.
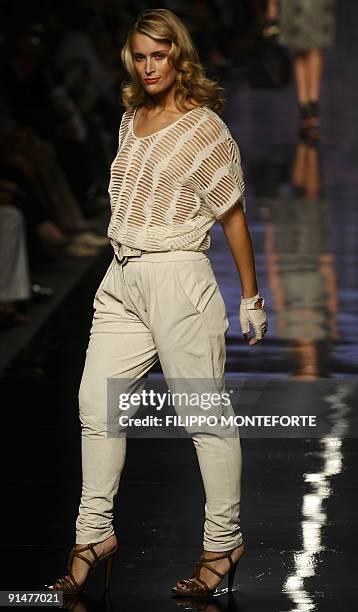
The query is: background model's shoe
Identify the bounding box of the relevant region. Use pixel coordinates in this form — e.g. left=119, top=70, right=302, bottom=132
left=299, top=101, right=320, bottom=129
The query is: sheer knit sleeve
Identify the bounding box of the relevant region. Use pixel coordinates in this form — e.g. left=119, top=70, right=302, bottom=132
left=108, top=110, right=131, bottom=208
left=116, top=109, right=130, bottom=153
left=193, top=123, right=246, bottom=220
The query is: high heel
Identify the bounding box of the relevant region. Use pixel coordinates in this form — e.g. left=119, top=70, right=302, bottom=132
left=172, top=543, right=245, bottom=598
left=45, top=539, right=119, bottom=595
left=104, top=554, right=115, bottom=590
left=299, top=101, right=320, bottom=128
left=227, top=560, right=238, bottom=593
left=298, top=101, right=320, bottom=148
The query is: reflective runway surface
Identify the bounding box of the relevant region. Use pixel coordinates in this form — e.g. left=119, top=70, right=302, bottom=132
left=212, top=55, right=358, bottom=379
left=1, top=7, right=357, bottom=612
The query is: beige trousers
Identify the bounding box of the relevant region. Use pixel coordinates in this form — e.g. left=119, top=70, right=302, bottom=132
left=76, top=248, right=243, bottom=551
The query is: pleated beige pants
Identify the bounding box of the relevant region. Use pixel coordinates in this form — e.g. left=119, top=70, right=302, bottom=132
left=76, top=249, right=243, bottom=551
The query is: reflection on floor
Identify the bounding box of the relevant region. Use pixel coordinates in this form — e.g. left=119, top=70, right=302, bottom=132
left=1, top=8, right=357, bottom=612
left=212, top=86, right=357, bottom=379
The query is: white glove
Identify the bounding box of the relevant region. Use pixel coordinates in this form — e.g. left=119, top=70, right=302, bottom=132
left=240, top=292, right=268, bottom=342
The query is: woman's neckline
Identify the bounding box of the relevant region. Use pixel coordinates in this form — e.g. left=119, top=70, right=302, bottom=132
left=130, top=105, right=207, bottom=141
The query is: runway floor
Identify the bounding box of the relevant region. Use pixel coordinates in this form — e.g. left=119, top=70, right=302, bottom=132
left=1, top=7, right=357, bottom=612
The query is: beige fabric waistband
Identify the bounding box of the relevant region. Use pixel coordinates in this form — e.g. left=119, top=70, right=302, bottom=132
left=114, top=244, right=207, bottom=264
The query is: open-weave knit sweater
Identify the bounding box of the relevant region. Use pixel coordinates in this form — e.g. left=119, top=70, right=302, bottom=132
left=107, top=105, right=245, bottom=253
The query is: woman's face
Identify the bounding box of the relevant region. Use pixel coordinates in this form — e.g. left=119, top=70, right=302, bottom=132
left=131, top=33, right=177, bottom=97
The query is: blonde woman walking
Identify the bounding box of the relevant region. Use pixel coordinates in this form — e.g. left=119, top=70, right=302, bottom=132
left=47, top=8, right=267, bottom=599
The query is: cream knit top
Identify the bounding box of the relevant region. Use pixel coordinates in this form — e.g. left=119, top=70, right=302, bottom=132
left=107, top=105, right=245, bottom=253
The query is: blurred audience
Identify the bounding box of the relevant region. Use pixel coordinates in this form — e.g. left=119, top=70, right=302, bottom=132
left=0, top=186, right=31, bottom=327
left=0, top=8, right=121, bottom=328
left=0, top=0, right=287, bottom=332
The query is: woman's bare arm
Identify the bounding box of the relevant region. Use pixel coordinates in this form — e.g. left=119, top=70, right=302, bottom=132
left=218, top=203, right=259, bottom=299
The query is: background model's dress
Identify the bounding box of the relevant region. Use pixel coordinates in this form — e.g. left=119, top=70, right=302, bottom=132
left=279, top=0, right=336, bottom=51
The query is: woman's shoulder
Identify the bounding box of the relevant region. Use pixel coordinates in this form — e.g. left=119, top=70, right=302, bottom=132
left=191, top=105, right=230, bottom=141
left=118, top=107, right=135, bottom=134
left=183, top=100, right=223, bottom=120
left=121, top=106, right=135, bottom=121
left=118, top=108, right=132, bottom=128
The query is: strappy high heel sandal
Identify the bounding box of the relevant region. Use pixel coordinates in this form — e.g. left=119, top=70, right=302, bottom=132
left=171, top=544, right=245, bottom=599
left=46, top=540, right=119, bottom=595
left=299, top=101, right=320, bottom=148
left=299, top=101, right=320, bottom=129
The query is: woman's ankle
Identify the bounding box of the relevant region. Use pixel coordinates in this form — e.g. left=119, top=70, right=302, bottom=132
left=203, top=542, right=244, bottom=555
left=75, top=534, right=117, bottom=547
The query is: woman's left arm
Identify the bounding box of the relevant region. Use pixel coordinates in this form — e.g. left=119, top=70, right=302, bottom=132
left=219, top=203, right=268, bottom=345
left=219, top=203, right=258, bottom=298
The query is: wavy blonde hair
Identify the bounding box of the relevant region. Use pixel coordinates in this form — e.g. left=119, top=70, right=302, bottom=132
left=120, top=8, right=226, bottom=114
